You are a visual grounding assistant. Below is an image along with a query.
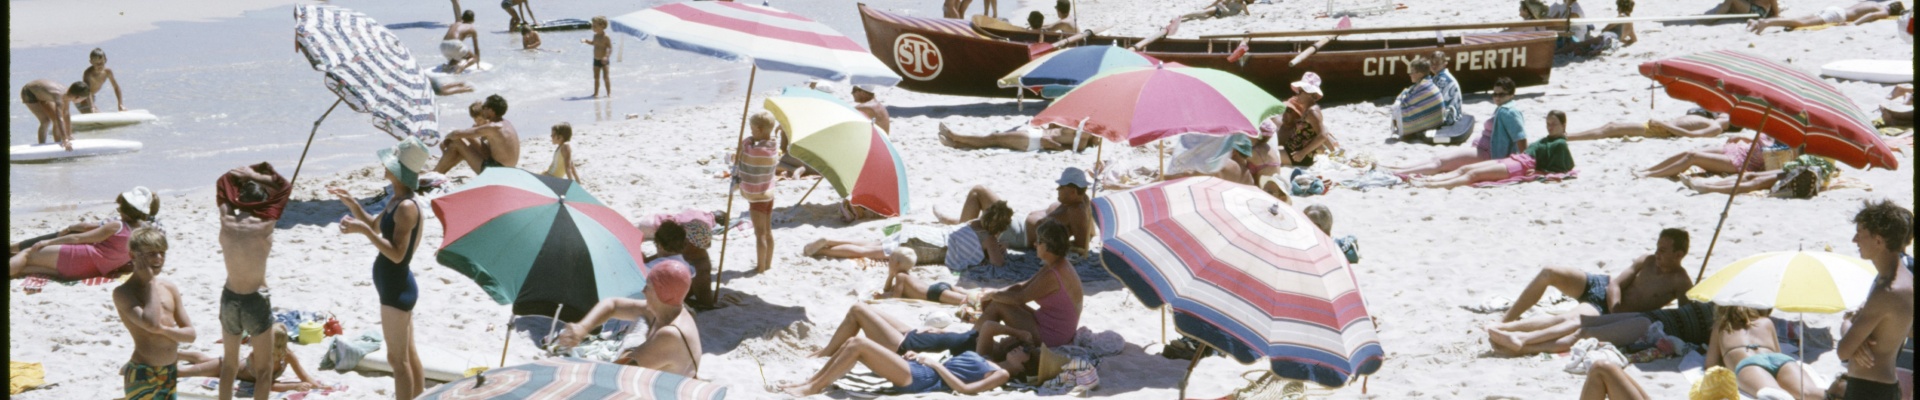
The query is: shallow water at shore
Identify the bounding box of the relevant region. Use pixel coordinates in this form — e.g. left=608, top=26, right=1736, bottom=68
left=8, top=0, right=934, bottom=216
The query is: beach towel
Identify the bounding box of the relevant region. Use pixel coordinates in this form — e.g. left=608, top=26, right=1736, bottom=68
left=15, top=271, right=129, bottom=295
left=320, top=332, right=383, bottom=371
left=957, top=250, right=1110, bottom=286
left=1393, top=80, right=1444, bottom=136
left=735, top=137, right=781, bottom=203
left=1471, top=169, right=1579, bottom=188
left=1337, top=169, right=1403, bottom=191
left=10, top=361, right=45, bottom=394
left=216, top=162, right=292, bottom=220
left=1563, top=338, right=1627, bottom=375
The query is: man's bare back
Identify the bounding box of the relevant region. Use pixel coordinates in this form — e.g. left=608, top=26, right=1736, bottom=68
left=115, top=278, right=189, bottom=367
left=219, top=210, right=275, bottom=294
left=483, top=120, right=521, bottom=168
left=1607, top=254, right=1693, bottom=314
left=1844, top=266, right=1912, bottom=383
left=444, top=20, right=476, bottom=42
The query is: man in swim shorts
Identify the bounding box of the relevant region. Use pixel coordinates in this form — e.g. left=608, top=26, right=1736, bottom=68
left=114, top=227, right=195, bottom=400
left=442, top=10, right=481, bottom=73
left=1836, top=200, right=1912, bottom=400
left=1486, top=228, right=1695, bottom=355
left=434, top=95, right=521, bottom=175
left=1749, top=1, right=1904, bottom=33
left=216, top=163, right=289, bottom=400
left=936, top=122, right=1098, bottom=153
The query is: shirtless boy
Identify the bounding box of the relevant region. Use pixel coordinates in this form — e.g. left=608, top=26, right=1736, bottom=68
left=434, top=95, right=521, bottom=174
left=20, top=79, right=88, bottom=151
left=1487, top=228, right=1695, bottom=355
left=1835, top=200, right=1912, bottom=399
left=442, top=11, right=481, bottom=74
left=79, top=48, right=127, bottom=113
left=217, top=164, right=288, bottom=400
left=584, top=16, right=612, bottom=98
left=114, top=227, right=196, bottom=399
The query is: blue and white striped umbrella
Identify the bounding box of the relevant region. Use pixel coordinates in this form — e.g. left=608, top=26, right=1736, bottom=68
left=294, top=5, right=439, bottom=145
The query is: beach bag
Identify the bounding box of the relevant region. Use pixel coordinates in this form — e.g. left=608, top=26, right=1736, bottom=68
left=1771, top=155, right=1836, bottom=199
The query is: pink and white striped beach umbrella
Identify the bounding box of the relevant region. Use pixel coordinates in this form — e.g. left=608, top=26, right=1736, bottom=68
left=608, top=2, right=899, bottom=86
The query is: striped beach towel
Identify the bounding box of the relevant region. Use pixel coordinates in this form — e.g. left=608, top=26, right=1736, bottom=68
left=736, top=137, right=781, bottom=203
left=1394, top=79, right=1444, bottom=135
left=16, top=273, right=126, bottom=295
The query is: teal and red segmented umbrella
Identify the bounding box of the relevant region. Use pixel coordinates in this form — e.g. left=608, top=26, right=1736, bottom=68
left=430, top=168, right=649, bottom=322
left=1639, top=50, right=1897, bottom=170
left=1032, top=64, right=1286, bottom=147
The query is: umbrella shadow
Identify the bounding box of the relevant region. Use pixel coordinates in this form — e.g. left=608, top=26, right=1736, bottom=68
left=274, top=197, right=360, bottom=229
left=769, top=202, right=864, bottom=229
left=689, top=290, right=809, bottom=355
left=887, top=101, right=1036, bottom=120
left=385, top=21, right=449, bottom=31
left=1069, top=344, right=1191, bottom=395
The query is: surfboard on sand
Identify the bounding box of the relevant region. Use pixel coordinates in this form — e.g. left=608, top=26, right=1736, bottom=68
left=356, top=345, right=475, bottom=383
left=9, top=139, right=142, bottom=163
left=427, top=61, right=495, bottom=77
left=1820, top=59, right=1913, bottom=83
left=70, top=109, right=157, bottom=131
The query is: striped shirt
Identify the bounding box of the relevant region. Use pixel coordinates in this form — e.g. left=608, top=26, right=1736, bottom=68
left=944, top=224, right=986, bottom=271
left=1432, top=70, right=1464, bottom=125
left=736, top=137, right=781, bottom=203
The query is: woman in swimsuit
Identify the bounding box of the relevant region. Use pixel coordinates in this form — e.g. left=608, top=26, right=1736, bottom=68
left=809, top=302, right=1037, bottom=360
left=330, top=137, right=428, bottom=399
left=1273, top=72, right=1337, bottom=166
left=177, top=325, right=324, bottom=393
left=1634, top=135, right=1772, bottom=179
left=782, top=329, right=1037, bottom=396
left=11, top=187, right=158, bottom=280
left=972, top=220, right=1084, bottom=348
left=1705, top=305, right=1826, bottom=399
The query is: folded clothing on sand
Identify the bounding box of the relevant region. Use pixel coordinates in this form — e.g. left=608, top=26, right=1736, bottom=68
left=216, top=162, right=291, bottom=220
left=320, top=332, right=383, bottom=371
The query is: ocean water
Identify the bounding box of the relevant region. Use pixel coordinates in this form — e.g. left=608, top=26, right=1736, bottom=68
left=7, top=0, right=937, bottom=216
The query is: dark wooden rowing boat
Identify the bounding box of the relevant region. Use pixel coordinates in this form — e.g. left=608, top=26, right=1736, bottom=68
left=859, top=3, right=1556, bottom=102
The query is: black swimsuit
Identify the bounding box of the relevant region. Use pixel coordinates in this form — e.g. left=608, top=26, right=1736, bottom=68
left=372, top=198, right=422, bottom=312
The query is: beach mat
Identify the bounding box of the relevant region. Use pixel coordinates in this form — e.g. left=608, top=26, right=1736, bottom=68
left=14, top=272, right=129, bottom=295
left=954, top=250, right=1111, bottom=287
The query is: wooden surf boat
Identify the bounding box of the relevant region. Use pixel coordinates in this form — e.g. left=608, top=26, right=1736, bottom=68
left=859, top=3, right=1556, bottom=102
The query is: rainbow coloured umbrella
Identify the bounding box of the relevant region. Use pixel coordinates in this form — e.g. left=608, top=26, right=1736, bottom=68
left=1094, top=176, right=1382, bottom=389
left=997, top=45, right=1158, bottom=98
left=1640, top=50, right=1897, bottom=170
left=430, top=167, right=649, bottom=322
left=764, top=96, right=910, bottom=217
left=1032, top=64, right=1285, bottom=147
left=419, top=358, right=729, bottom=399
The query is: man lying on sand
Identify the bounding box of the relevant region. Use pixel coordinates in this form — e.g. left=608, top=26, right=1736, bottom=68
left=1566, top=108, right=1730, bottom=141
left=1178, top=0, right=1251, bottom=21
left=554, top=260, right=702, bottom=377
left=434, top=96, right=521, bottom=175
left=807, top=202, right=1013, bottom=270
left=809, top=301, right=1031, bottom=360
left=1410, top=111, right=1573, bottom=189
left=1487, top=228, right=1693, bottom=355
left=114, top=227, right=195, bottom=399
left=1748, top=1, right=1903, bottom=33
left=937, top=122, right=1098, bottom=153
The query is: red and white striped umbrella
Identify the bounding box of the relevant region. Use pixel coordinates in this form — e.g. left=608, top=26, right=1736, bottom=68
left=609, top=2, right=899, bottom=86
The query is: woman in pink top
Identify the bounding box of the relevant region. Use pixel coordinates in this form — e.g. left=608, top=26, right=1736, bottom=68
left=974, top=220, right=1084, bottom=347
left=10, top=187, right=160, bottom=280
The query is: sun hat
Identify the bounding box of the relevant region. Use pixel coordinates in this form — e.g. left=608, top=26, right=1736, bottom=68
left=1055, top=167, right=1093, bottom=188
left=681, top=218, right=713, bottom=250
left=647, top=259, right=692, bottom=307
left=1688, top=366, right=1738, bottom=400
left=1290, top=72, right=1323, bottom=96
left=118, top=186, right=159, bottom=218
left=1228, top=134, right=1254, bottom=157
left=378, top=136, right=430, bottom=190
left=1033, top=346, right=1073, bottom=384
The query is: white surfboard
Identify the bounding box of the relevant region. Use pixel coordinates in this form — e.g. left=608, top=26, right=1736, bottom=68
left=427, top=61, right=495, bottom=77
left=1820, top=59, right=1913, bottom=83
left=9, top=139, right=142, bottom=163
left=69, top=109, right=157, bottom=130
left=356, top=345, right=474, bottom=383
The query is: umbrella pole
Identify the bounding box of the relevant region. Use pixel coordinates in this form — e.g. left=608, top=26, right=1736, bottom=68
left=791, top=178, right=825, bottom=209
left=716, top=66, right=759, bottom=294
left=499, top=313, right=513, bottom=367
left=1694, top=124, right=1768, bottom=283
left=289, top=97, right=346, bottom=189
left=544, top=304, right=565, bottom=352
left=1178, top=343, right=1206, bottom=399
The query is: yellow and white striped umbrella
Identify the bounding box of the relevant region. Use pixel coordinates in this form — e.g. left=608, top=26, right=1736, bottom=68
left=1686, top=251, right=1879, bottom=314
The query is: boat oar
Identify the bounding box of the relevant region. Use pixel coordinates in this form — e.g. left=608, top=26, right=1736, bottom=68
left=1287, top=17, right=1352, bottom=67
left=1028, top=26, right=1107, bottom=58
left=1199, top=14, right=1757, bottom=39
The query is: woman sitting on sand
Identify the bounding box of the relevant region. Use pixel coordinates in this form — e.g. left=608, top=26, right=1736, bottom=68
left=1706, top=305, right=1827, bottom=399
left=1410, top=110, right=1575, bottom=189
left=805, top=202, right=1015, bottom=271
left=1633, top=135, right=1771, bottom=179
left=1388, top=77, right=1528, bottom=178
left=10, top=186, right=159, bottom=280
left=972, top=221, right=1084, bottom=348
left=177, top=325, right=325, bottom=392
left=810, top=300, right=1037, bottom=361
left=1271, top=72, right=1338, bottom=166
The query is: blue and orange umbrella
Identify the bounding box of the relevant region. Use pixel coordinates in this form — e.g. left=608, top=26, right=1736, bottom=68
left=430, top=167, right=650, bottom=322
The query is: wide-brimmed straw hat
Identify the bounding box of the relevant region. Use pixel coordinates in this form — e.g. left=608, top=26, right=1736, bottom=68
left=1290, top=72, right=1323, bottom=96
left=379, top=136, right=430, bottom=190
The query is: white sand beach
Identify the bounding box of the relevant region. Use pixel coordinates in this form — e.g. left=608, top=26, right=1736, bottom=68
left=8, top=0, right=1914, bottom=398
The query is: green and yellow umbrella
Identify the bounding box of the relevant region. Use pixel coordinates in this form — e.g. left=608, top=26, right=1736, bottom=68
left=1686, top=251, right=1879, bottom=314
left=763, top=96, right=910, bottom=217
